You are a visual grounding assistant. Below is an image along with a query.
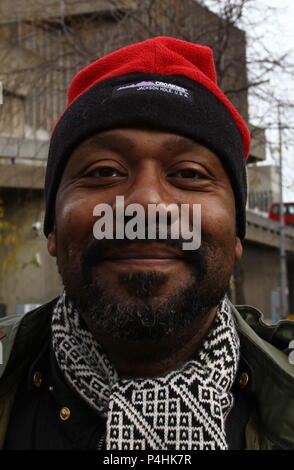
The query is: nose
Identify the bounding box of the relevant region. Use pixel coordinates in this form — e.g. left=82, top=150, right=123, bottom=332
left=123, top=160, right=174, bottom=209
left=113, top=160, right=178, bottom=230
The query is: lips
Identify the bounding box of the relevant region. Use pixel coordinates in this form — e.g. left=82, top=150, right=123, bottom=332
left=100, top=245, right=183, bottom=261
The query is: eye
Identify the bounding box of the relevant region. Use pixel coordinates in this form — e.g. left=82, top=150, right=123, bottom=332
left=168, top=169, right=205, bottom=179
left=85, top=167, right=125, bottom=178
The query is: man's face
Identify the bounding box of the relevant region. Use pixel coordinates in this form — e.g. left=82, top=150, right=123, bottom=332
left=48, top=128, right=242, bottom=342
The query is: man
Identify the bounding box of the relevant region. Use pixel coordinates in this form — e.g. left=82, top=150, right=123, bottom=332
left=0, top=37, right=293, bottom=450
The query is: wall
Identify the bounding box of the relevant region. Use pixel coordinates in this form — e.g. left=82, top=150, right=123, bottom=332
left=0, top=188, right=62, bottom=314
left=239, top=240, right=294, bottom=322
left=247, top=165, right=280, bottom=212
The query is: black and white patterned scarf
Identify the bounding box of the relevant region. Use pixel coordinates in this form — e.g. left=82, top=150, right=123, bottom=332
left=52, top=291, right=240, bottom=450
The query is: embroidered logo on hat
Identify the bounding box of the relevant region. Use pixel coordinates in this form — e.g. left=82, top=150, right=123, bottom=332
left=114, top=80, right=193, bottom=101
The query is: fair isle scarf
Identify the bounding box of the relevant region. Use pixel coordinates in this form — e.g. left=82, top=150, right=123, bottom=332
left=52, top=291, right=240, bottom=450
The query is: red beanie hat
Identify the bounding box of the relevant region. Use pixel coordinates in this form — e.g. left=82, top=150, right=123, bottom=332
left=44, top=36, right=250, bottom=238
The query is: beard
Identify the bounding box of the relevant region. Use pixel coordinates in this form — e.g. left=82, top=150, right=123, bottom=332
left=64, top=235, right=232, bottom=341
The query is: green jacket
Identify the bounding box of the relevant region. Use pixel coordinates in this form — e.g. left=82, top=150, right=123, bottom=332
left=0, top=298, right=294, bottom=450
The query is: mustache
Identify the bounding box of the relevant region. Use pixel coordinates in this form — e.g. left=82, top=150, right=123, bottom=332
left=81, top=230, right=206, bottom=271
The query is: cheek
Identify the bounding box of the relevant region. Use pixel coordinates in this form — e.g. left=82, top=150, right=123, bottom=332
left=55, top=193, right=98, bottom=269
left=198, top=200, right=237, bottom=280
left=198, top=198, right=236, bottom=245
left=56, top=193, right=98, bottom=238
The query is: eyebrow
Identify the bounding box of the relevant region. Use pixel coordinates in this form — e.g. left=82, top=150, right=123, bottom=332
left=85, top=131, right=201, bottom=154
left=88, top=133, right=135, bottom=150
left=162, top=135, right=201, bottom=153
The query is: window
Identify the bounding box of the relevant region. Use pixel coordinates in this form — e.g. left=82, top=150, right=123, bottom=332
left=286, top=204, right=294, bottom=215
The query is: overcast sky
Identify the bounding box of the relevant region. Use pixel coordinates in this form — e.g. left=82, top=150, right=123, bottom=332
left=247, top=0, right=294, bottom=200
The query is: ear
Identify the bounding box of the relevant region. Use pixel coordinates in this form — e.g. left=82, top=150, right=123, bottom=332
left=235, top=237, right=243, bottom=261
left=47, top=230, right=57, bottom=257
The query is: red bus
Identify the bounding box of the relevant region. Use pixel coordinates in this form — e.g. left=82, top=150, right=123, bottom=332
left=269, top=202, right=294, bottom=226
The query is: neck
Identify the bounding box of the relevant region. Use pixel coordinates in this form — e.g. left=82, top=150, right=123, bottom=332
left=94, top=306, right=218, bottom=378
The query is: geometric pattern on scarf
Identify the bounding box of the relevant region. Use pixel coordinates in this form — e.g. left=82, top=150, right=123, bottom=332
left=52, top=291, right=240, bottom=450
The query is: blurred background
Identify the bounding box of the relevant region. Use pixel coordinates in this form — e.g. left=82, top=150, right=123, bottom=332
left=0, top=0, right=293, bottom=321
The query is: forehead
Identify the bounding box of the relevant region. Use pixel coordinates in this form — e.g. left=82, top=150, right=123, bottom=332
left=79, top=128, right=202, bottom=151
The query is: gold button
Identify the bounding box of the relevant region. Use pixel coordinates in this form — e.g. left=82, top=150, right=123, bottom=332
left=33, top=371, right=43, bottom=388
left=60, top=407, right=71, bottom=421
left=239, top=372, right=249, bottom=389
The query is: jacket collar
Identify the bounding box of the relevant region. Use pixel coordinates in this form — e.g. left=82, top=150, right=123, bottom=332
left=229, top=300, right=294, bottom=449
left=0, top=299, right=56, bottom=389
